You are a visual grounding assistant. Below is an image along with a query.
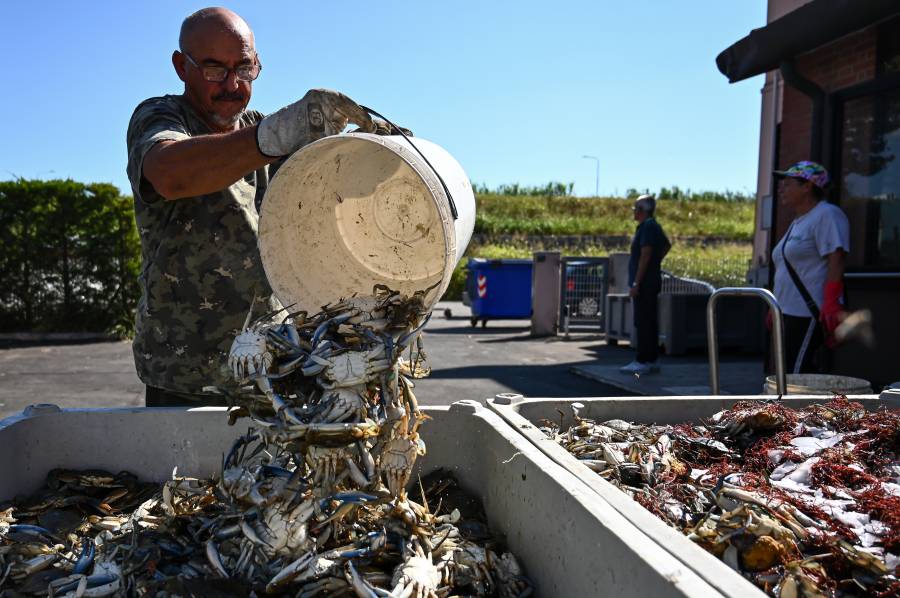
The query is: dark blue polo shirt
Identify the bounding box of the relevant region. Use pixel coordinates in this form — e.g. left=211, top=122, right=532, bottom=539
left=628, top=217, right=667, bottom=290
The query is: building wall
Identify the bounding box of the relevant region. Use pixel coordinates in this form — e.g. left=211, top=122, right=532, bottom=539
left=778, top=28, right=877, bottom=164
left=768, top=0, right=813, bottom=22
left=750, top=0, right=816, bottom=281
left=754, top=2, right=899, bottom=387
left=754, top=0, right=879, bottom=265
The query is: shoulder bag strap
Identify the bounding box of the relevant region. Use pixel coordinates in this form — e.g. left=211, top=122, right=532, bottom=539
left=781, top=224, right=820, bottom=320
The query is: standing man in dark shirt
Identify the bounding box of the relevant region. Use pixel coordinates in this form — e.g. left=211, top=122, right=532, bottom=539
left=126, top=7, right=378, bottom=406
left=621, top=195, right=671, bottom=375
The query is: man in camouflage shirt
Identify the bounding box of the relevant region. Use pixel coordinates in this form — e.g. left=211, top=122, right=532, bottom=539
left=126, top=7, right=376, bottom=405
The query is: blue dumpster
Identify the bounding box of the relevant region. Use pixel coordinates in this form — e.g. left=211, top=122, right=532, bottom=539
left=465, top=258, right=533, bottom=327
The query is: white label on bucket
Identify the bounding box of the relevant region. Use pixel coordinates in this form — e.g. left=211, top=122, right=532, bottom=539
left=477, top=274, right=487, bottom=298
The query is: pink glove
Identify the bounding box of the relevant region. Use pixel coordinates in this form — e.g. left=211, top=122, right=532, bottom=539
left=820, top=280, right=844, bottom=347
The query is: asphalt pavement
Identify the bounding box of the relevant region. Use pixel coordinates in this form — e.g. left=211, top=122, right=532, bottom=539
left=0, top=302, right=633, bottom=420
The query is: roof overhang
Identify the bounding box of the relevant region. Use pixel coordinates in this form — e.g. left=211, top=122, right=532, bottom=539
left=716, top=0, right=900, bottom=83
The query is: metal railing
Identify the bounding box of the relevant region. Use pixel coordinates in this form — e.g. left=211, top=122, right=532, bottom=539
left=663, top=253, right=751, bottom=290
left=660, top=270, right=715, bottom=295
left=707, top=287, right=785, bottom=395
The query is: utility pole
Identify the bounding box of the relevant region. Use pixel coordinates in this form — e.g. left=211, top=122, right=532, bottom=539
left=582, top=155, right=599, bottom=197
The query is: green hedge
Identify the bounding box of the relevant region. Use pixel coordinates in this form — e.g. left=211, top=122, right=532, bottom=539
left=0, top=179, right=140, bottom=334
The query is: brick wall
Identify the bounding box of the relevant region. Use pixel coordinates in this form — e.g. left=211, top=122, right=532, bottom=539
left=779, top=28, right=877, bottom=168
left=775, top=27, right=878, bottom=236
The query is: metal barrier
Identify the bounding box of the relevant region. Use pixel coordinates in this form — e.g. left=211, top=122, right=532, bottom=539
left=559, top=257, right=609, bottom=334
left=605, top=270, right=715, bottom=348
left=661, top=270, right=715, bottom=295
left=707, top=287, right=785, bottom=395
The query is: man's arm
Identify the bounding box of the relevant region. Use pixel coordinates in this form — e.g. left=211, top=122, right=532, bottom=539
left=661, top=234, right=672, bottom=259
left=137, top=89, right=376, bottom=201
left=635, top=246, right=653, bottom=285
left=143, top=125, right=274, bottom=201
left=629, top=246, right=653, bottom=296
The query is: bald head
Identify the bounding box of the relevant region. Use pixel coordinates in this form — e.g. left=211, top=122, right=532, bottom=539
left=174, top=7, right=258, bottom=132
left=634, top=194, right=656, bottom=216
left=179, top=7, right=254, bottom=55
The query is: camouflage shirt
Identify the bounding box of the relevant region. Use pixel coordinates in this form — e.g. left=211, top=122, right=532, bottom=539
left=126, top=94, right=277, bottom=394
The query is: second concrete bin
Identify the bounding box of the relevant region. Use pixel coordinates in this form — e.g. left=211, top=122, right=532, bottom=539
left=0, top=401, right=728, bottom=597
left=487, top=394, right=897, bottom=598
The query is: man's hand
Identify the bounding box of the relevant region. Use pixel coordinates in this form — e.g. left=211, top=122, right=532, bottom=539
left=256, top=89, right=375, bottom=157
left=350, top=118, right=413, bottom=137
left=372, top=118, right=413, bottom=137
left=629, top=284, right=639, bottom=298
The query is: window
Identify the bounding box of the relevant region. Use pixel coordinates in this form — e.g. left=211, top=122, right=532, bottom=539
left=878, top=15, right=900, bottom=75
left=835, top=18, right=900, bottom=270
left=838, top=90, right=900, bottom=269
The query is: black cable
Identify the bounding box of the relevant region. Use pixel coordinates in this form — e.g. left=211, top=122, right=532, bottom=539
left=360, top=105, right=459, bottom=220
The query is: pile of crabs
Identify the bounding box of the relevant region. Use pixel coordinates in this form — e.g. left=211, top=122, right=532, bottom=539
left=0, top=286, right=532, bottom=597
left=542, top=397, right=900, bottom=596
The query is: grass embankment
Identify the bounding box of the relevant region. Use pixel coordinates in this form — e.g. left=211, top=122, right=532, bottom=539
left=474, top=194, right=755, bottom=239
left=443, top=194, right=755, bottom=300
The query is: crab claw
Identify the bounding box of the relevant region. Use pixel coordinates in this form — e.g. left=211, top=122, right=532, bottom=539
left=312, top=387, right=368, bottom=423
left=380, top=436, right=419, bottom=497
left=228, top=328, right=274, bottom=382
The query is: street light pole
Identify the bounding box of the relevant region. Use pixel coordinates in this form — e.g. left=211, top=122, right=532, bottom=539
left=582, top=155, right=599, bottom=197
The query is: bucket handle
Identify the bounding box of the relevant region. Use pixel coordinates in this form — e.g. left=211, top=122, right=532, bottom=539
left=360, top=106, right=459, bottom=221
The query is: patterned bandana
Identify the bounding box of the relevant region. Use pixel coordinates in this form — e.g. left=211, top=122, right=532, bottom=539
left=774, top=161, right=830, bottom=189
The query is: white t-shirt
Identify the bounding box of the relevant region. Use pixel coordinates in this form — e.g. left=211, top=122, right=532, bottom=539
left=772, top=201, right=850, bottom=317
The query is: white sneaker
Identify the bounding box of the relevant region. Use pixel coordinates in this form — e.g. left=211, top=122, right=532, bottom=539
left=631, top=361, right=660, bottom=375
left=619, top=360, right=641, bottom=373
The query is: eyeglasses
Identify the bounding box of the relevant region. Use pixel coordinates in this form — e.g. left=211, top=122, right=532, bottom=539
left=182, top=52, right=262, bottom=82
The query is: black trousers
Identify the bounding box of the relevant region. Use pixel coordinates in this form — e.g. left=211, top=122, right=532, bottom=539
left=767, top=314, right=826, bottom=374
left=785, top=314, right=827, bottom=373
left=633, top=289, right=660, bottom=363
left=145, top=386, right=227, bottom=407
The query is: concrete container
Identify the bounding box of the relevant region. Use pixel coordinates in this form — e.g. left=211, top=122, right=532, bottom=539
left=604, top=293, right=634, bottom=346
left=487, top=394, right=897, bottom=598
left=531, top=251, right=561, bottom=337
left=0, top=401, right=728, bottom=598
left=606, top=253, right=631, bottom=295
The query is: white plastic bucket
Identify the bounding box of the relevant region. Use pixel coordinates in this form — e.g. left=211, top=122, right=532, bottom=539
left=763, top=373, right=873, bottom=395
left=259, top=133, right=475, bottom=313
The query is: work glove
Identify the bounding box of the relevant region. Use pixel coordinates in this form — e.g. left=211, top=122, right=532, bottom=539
left=256, top=89, right=375, bottom=158
left=369, top=118, right=413, bottom=137
left=820, top=280, right=845, bottom=348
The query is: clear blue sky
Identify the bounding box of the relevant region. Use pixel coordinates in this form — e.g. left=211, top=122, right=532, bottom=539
left=2, top=1, right=766, bottom=198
